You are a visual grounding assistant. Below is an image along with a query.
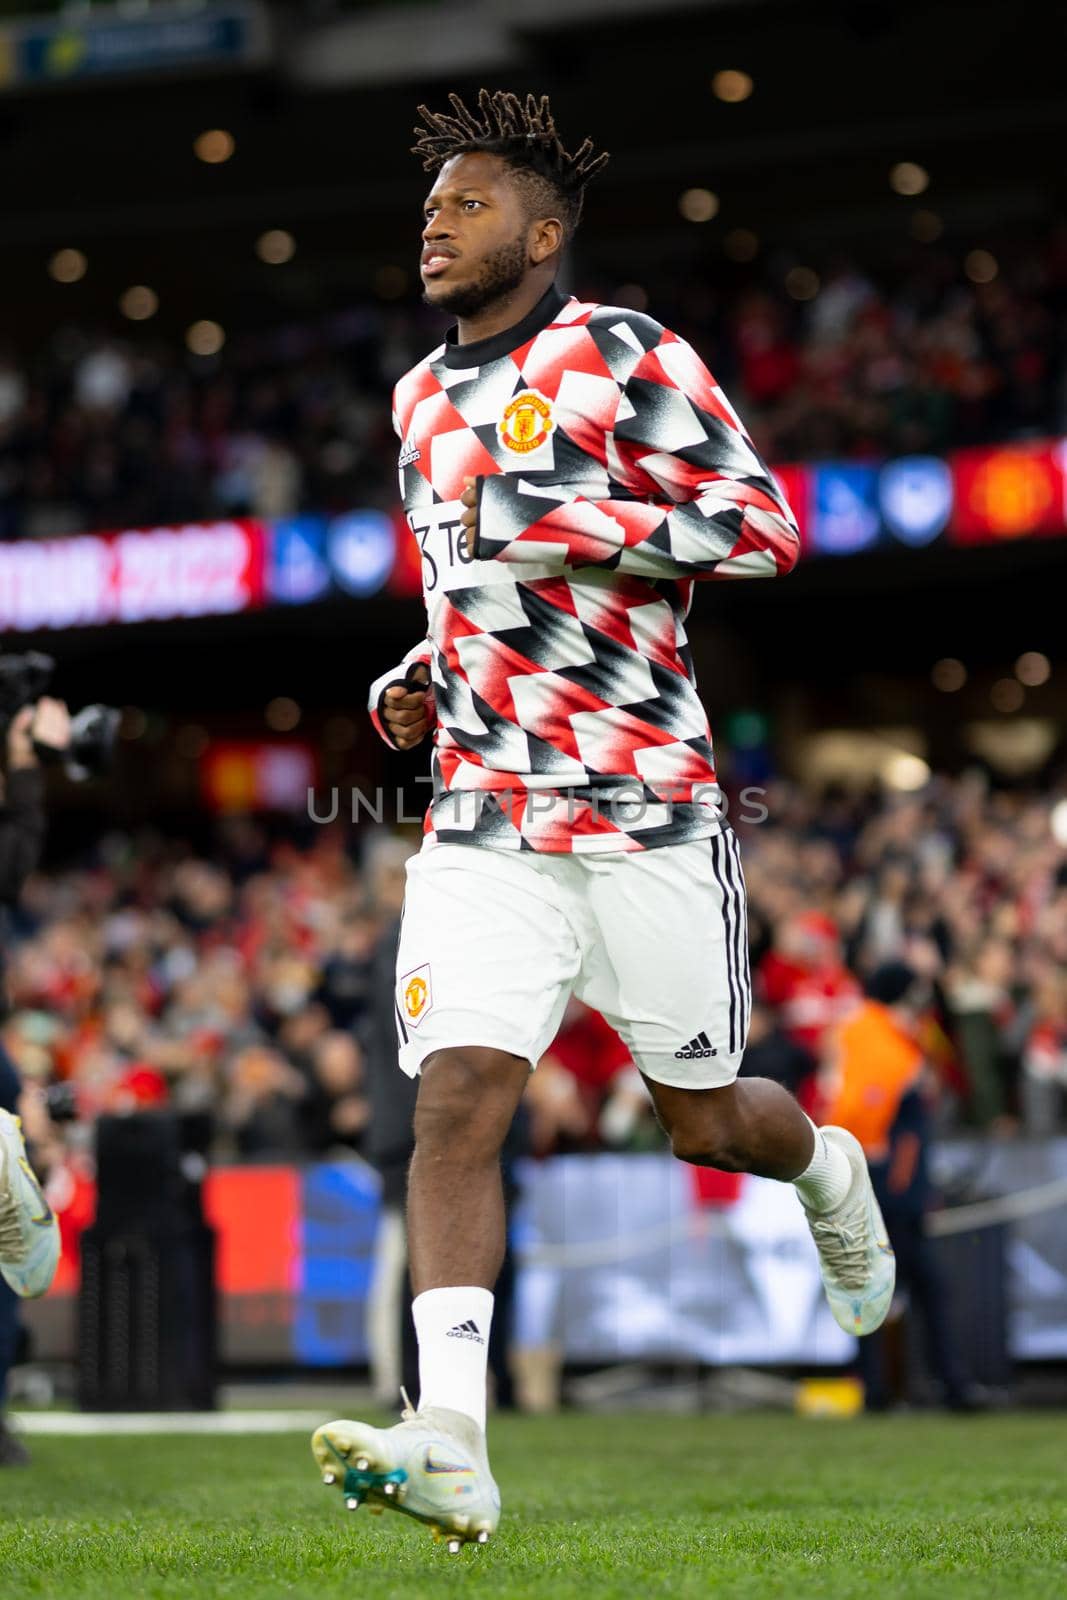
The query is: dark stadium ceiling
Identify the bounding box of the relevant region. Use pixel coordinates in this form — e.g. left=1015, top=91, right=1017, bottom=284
left=1, top=0, right=1065, bottom=341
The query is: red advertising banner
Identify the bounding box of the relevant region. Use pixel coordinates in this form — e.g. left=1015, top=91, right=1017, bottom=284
left=199, top=741, right=319, bottom=813
left=0, top=518, right=266, bottom=632
left=950, top=441, right=1066, bottom=544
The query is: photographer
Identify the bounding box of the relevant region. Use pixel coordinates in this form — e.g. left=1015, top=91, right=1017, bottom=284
left=0, top=700, right=69, bottom=904
left=0, top=696, right=69, bottom=1466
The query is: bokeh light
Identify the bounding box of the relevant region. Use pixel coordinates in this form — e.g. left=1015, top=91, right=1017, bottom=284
left=194, top=129, right=235, bottom=164
left=256, top=230, right=296, bottom=265
left=266, top=697, right=302, bottom=732
left=678, top=188, right=719, bottom=223
left=932, top=658, right=967, bottom=692
left=965, top=249, right=998, bottom=284
left=1015, top=652, right=1051, bottom=687
left=884, top=753, right=931, bottom=791
left=785, top=266, right=820, bottom=302
left=119, top=285, right=158, bottom=321
left=712, top=70, right=753, bottom=103
left=991, top=678, right=1025, bottom=713
left=48, top=248, right=87, bottom=283
left=186, top=320, right=225, bottom=356
left=890, top=162, right=929, bottom=196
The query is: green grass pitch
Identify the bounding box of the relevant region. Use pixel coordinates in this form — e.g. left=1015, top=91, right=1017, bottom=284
left=1, top=1412, right=1064, bottom=1599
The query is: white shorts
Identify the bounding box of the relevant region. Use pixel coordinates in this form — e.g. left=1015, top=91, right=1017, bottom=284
left=394, top=833, right=751, bottom=1090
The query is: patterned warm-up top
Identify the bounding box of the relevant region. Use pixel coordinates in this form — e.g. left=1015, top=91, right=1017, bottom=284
left=369, top=285, right=800, bottom=852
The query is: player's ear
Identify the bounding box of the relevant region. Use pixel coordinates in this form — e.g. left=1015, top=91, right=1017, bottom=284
left=529, top=216, right=563, bottom=264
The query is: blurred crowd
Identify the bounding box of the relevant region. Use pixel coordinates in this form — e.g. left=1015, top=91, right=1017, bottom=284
left=2, top=224, right=1066, bottom=539
left=3, top=771, right=1067, bottom=1182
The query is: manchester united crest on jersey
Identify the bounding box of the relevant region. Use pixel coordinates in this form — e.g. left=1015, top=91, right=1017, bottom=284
left=497, top=389, right=553, bottom=455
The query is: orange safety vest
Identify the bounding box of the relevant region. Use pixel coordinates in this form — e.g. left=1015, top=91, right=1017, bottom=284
left=821, top=1000, right=923, bottom=1160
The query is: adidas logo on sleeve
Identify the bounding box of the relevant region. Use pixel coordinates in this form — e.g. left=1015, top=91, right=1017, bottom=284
left=445, top=1319, right=485, bottom=1344
left=674, top=1032, right=718, bottom=1060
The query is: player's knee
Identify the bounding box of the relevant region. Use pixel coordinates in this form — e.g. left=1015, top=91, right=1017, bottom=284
left=414, top=1046, right=522, bottom=1161
left=667, top=1099, right=749, bottom=1171
left=670, top=1127, right=748, bottom=1170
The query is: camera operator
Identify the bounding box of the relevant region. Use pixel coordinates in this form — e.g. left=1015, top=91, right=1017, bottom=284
left=0, top=696, right=69, bottom=1466
left=0, top=700, right=69, bottom=903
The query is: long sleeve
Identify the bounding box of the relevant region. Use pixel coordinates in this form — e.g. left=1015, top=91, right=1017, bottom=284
left=475, top=332, right=800, bottom=581
left=368, top=640, right=436, bottom=749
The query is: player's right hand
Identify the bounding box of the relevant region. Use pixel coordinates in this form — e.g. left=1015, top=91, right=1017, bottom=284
left=380, top=664, right=431, bottom=750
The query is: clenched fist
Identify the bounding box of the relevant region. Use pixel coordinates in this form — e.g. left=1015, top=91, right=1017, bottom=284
left=380, top=663, right=432, bottom=751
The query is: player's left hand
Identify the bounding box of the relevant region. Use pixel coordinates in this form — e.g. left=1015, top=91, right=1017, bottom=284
left=460, top=475, right=479, bottom=553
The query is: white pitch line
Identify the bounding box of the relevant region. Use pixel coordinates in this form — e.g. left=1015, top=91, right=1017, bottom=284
left=11, top=1410, right=333, bottom=1436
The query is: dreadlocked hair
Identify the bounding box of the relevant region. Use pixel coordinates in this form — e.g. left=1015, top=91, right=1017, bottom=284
left=412, top=89, right=610, bottom=240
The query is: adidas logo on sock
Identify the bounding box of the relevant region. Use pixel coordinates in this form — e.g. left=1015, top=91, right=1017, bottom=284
left=674, top=1031, right=718, bottom=1060
left=445, top=1319, right=485, bottom=1344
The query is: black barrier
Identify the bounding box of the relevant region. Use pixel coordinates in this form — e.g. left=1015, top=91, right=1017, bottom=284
left=881, top=1223, right=1011, bottom=1405
left=77, top=1112, right=217, bottom=1411
left=932, top=1224, right=1011, bottom=1390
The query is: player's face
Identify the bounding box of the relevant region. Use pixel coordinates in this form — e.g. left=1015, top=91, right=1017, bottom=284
left=420, top=152, right=531, bottom=317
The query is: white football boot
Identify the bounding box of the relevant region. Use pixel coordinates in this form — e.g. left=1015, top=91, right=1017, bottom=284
left=312, top=1398, right=500, bottom=1553
left=801, top=1125, right=896, bottom=1336
left=0, top=1110, right=60, bottom=1300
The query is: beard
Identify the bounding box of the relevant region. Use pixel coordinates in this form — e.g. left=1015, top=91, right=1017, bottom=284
left=423, top=235, right=529, bottom=319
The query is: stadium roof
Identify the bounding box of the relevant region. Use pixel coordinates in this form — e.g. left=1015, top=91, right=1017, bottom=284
left=2, top=0, right=1064, bottom=340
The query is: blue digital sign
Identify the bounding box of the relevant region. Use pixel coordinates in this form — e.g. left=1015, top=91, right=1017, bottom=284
left=879, top=456, right=953, bottom=547
left=810, top=464, right=882, bottom=555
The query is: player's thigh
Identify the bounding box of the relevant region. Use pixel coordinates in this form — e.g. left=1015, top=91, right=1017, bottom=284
left=394, top=843, right=579, bottom=1078
left=577, top=831, right=750, bottom=1089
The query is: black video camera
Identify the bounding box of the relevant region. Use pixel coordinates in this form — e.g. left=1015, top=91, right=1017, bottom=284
left=0, top=651, right=120, bottom=782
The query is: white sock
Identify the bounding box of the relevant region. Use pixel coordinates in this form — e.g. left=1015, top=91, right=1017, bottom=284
left=793, top=1119, right=852, bottom=1213
left=412, top=1286, right=494, bottom=1432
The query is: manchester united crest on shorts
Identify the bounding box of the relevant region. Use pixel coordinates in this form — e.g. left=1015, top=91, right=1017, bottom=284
left=401, top=963, right=433, bottom=1027
left=497, top=390, right=553, bottom=455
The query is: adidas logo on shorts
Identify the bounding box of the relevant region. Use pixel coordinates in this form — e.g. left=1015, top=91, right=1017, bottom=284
left=674, top=1031, right=718, bottom=1060
left=445, top=1319, right=485, bottom=1344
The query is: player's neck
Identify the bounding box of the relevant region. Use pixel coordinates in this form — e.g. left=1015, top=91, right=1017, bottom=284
left=455, top=274, right=557, bottom=346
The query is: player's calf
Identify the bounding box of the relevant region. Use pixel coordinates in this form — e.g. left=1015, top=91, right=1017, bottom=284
left=646, top=1077, right=895, bottom=1336
left=649, top=1075, right=815, bottom=1179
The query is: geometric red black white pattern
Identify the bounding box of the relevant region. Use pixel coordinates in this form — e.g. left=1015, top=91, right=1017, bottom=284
left=369, top=286, right=800, bottom=853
